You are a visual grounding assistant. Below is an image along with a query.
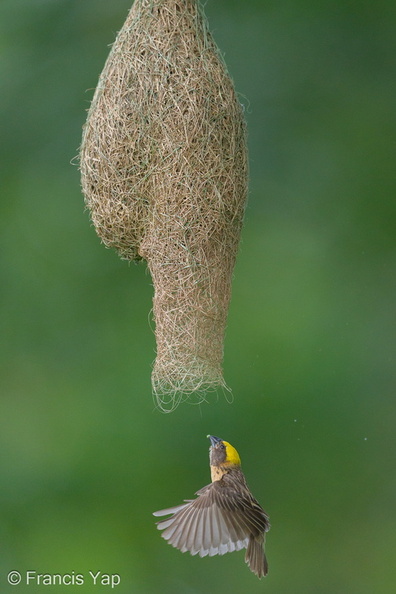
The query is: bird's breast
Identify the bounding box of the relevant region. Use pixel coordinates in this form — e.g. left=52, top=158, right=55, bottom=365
left=210, top=465, right=227, bottom=482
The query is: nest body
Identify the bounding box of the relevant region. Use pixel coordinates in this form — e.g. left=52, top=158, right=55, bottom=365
left=80, top=0, right=248, bottom=409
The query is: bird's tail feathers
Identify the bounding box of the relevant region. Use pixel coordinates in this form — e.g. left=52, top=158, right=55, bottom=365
left=245, top=537, right=268, bottom=579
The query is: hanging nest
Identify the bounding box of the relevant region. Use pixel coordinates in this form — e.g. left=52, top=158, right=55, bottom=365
left=80, top=0, right=248, bottom=411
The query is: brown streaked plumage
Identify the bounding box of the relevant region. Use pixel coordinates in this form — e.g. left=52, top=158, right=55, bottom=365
left=153, top=435, right=270, bottom=578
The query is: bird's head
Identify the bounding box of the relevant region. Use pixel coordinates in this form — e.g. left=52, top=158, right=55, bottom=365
left=207, top=435, right=241, bottom=469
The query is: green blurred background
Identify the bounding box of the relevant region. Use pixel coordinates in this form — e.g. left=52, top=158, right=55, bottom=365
left=1, top=0, right=395, bottom=592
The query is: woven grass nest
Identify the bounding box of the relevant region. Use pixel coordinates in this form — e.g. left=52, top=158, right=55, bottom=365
left=80, top=0, right=248, bottom=411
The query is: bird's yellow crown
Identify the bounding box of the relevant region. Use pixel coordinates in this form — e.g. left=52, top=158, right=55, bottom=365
left=222, top=440, right=241, bottom=466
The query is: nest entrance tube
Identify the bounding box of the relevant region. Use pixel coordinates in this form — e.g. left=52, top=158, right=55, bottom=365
left=80, top=0, right=248, bottom=411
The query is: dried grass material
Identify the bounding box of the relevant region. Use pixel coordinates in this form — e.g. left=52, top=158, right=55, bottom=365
left=80, top=0, right=248, bottom=411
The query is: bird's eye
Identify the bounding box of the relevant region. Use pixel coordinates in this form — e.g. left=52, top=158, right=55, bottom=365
left=220, top=443, right=225, bottom=450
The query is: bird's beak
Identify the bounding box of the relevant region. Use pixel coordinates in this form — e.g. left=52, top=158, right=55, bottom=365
left=207, top=435, right=222, bottom=447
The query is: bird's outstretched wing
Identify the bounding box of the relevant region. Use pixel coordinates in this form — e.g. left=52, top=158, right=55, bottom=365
left=153, top=474, right=269, bottom=560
